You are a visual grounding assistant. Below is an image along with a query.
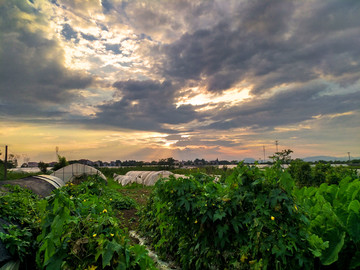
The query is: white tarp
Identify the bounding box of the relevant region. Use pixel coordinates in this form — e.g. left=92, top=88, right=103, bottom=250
left=51, top=163, right=107, bottom=183
left=34, top=175, right=65, bottom=189
left=114, top=171, right=186, bottom=186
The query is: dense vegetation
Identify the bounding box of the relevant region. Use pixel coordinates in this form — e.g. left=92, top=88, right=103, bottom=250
left=139, top=162, right=360, bottom=269
left=1, top=158, right=359, bottom=269
left=0, top=176, right=156, bottom=270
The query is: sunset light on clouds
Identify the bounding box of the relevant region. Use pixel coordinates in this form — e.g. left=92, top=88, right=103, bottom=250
left=0, top=0, right=359, bottom=163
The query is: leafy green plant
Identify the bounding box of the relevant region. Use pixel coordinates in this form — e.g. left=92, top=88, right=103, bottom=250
left=288, top=159, right=313, bottom=187
left=0, top=225, right=33, bottom=262
left=294, top=177, right=360, bottom=269
left=0, top=185, right=44, bottom=269
left=36, top=175, right=155, bottom=270
left=139, top=164, right=314, bottom=269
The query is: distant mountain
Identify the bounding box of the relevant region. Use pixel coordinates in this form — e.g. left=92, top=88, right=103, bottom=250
left=302, top=156, right=357, bottom=162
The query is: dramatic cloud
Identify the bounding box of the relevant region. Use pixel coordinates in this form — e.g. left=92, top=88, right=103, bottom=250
left=203, top=82, right=360, bottom=130
left=93, top=79, right=199, bottom=132
left=0, top=0, right=92, bottom=119
left=1, top=0, right=359, bottom=161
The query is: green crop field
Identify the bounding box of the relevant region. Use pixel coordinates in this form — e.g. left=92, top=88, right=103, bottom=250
left=1, top=161, right=359, bottom=269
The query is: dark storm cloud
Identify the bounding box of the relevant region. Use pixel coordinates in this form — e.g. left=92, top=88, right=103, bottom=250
left=0, top=1, right=92, bottom=118
left=81, top=32, right=98, bottom=41
left=105, top=44, right=122, bottom=54
left=91, top=0, right=360, bottom=135
left=101, top=0, right=113, bottom=14
left=204, top=83, right=360, bottom=130
left=93, top=80, right=199, bottom=132
left=61, top=23, right=78, bottom=40
left=161, top=0, right=360, bottom=95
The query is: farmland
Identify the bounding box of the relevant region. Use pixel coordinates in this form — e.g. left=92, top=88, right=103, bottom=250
left=0, top=161, right=359, bottom=269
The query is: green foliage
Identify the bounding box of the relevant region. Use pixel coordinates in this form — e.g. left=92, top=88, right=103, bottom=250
left=36, top=175, right=154, bottom=269
left=290, top=162, right=358, bottom=187
left=139, top=164, right=313, bottom=269
left=293, top=176, right=360, bottom=269
left=38, top=162, right=48, bottom=174
left=269, top=149, right=293, bottom=164
left=288, top=159, right=313, bottom=187
left=0, top=176, right=155, bottom=270
left=52, top=154, right=69, bottom=171
left=0, top=225, right=33, bottom=262
left=0, top=184, right=42, bottom=227
left=0, top=185, right=43, bottom=268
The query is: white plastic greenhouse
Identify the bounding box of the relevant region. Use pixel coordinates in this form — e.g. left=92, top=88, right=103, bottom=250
left=114, top=171, right=186, bottom=186
left=51, top=163, right=107, bottom=183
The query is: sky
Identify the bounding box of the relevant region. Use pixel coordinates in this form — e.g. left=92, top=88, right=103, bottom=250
left=0, top=0, right=359, bottom=163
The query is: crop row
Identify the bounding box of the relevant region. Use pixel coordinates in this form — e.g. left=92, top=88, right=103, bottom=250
left=0, top=176, right=156, bottom=270
left=139, top=163, right=360, bottom=269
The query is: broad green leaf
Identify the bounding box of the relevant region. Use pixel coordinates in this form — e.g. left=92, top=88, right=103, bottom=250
left=42, top=237, right=56, bottom=266
left=307, top=234, right=329, bottom=257
left=347, top=200, right=360, bottom=213
left=102, top=240, right=123, bottom=268
left=278, top=172, right=294, bottom=193
left=213, top=211, right=226, bottom=221
left=347, top=212, right=360, bottom=243
left=320, top=229, right=345, bottom=265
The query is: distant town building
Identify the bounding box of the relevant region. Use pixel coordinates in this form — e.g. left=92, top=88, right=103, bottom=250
left=27, top=162, right=38, bottom=167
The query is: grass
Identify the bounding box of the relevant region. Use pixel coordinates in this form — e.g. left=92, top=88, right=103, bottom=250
left=106, top=177, right=154, bottom=233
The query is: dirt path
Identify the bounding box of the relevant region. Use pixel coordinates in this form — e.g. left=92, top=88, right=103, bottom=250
left=116, top=187, right=153, bottom=232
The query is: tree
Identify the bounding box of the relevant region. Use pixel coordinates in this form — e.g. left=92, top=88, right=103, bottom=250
left=52, top=155, right=69, bottom=171
left=288, top=159, right=312, bottom=186
left=38, top=161, right=48, bottom=174
left=7, top=154, right=18, bottom=168
left=269, top=149, right=293, bottom=164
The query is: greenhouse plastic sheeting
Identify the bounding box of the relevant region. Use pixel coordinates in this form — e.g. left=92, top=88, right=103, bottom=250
left=34, top=175, right=65, bottom=189
left=0, top=175, right=64, bottom=197
left=114, top=171, right=187, bottom=186
left=51, top=163, right=107, bottom=183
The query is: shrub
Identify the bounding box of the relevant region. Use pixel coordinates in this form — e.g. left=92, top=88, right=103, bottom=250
left=139, top=164, right=314, bottom=269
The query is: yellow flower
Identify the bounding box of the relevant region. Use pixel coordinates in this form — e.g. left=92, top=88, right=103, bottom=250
left=170, top=190, right=174, bottom=193
left=87, top=265, right=97, bottom=270
left=271, top=216, right=275, bottom=221
left=110, top=233, right=114, bottom=237
left=103, top=209, right=107, bottom=213
left=109, top=198, right=112, bottom=201
left=240, top=254, right=248, bottom=263
left=194, top=220, right=198, bottom=224
left=93, top=234, right=97, bottom=237
left=4, top=202, right=8, bottom=205
left=294, top=205, right=298, bottom=211
left=205, top=204, right=207, bottom=207
left=83, top=199, right=87, bottom=202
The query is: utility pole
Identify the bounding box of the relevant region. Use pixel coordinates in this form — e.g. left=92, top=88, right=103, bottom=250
left=263, top=146, right=266, bottom=163
left=275, top=140, right=279, bottom=153
left=348, top=152, right=351, bottom=162
left=4, top=145, right=8, bottom=180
